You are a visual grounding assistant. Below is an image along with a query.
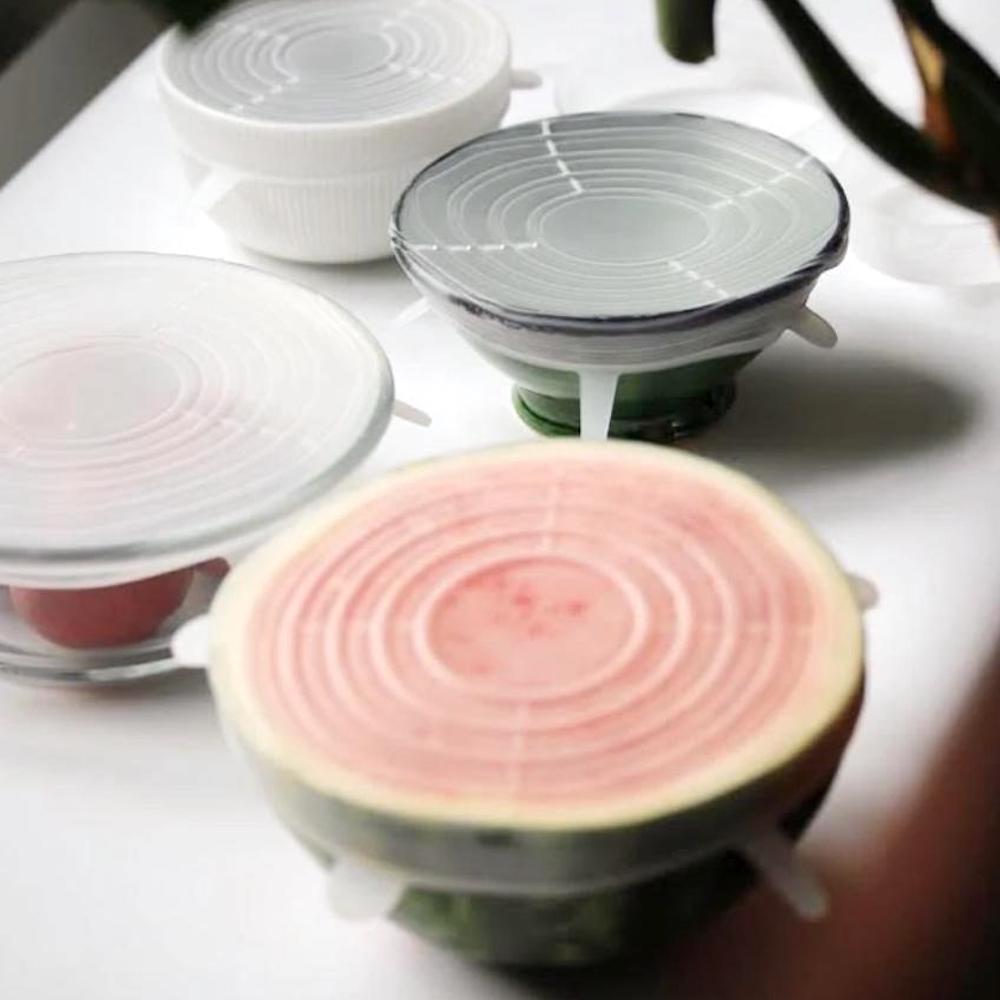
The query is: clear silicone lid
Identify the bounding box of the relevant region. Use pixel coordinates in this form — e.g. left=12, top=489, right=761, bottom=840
left=183, top=442, right=874, bottom=918
left=0, top=253, right=393, bottom=589
left=208, top=441, right=863, bottom=832
left=392, top=112, right=848, bottom=338
left=837, top=135, right=1000, bottom=288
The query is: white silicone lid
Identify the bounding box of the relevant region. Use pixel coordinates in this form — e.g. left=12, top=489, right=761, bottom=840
left=0, top=253, right=393, bottom=589
left=158, top=0, right=512, bottom=177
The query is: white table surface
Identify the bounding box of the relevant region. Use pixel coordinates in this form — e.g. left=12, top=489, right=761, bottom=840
left=1, top=2, right=998, bottom=997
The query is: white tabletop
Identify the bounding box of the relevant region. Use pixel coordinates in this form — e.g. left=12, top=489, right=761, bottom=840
left=1, top=2, right=998, bottom=997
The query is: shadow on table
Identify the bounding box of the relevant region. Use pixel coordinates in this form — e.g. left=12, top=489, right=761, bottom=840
left=236, top=247, right=404, bottom=296
left=502, top=946, right=677, bottom=1000
left=79, top=664, right=211, bottom=704
left=693, top=349, right=979, bottom=486
left=0, top=660, right=210, bottom=707
left=936, top=283, right=1000, bottom=310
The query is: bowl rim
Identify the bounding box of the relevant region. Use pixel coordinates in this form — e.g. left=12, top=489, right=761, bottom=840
left=155, top=0, right=512, bottom=136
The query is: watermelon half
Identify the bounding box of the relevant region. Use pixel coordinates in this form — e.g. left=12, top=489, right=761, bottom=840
left=204, top=441, right=864, bottom=965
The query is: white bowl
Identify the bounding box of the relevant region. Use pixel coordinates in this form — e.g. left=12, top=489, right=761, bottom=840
left=158, top=0, right=515, bottom=263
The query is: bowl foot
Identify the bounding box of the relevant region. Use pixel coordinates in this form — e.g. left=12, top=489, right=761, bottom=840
left=513, top=381, right=737, bottom=443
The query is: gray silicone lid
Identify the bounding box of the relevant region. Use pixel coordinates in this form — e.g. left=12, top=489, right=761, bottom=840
left=392, top=112, right=849, bottom=335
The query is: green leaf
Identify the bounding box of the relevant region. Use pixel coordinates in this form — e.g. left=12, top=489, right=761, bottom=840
left=654, top=0, right=997, bottom=216
left=140, top=0, right=231, bottom=31
left=655, top=0, right=717, bottom=63
left=895, top=0, right=1000, bottom=211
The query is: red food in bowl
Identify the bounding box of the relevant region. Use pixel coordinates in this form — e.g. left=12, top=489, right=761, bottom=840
left=9, top=569, right=195, bottom=649
left=196, top=559, right=231, bottom=578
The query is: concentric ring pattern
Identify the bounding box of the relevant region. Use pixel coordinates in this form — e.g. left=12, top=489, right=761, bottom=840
left=220, top=443, right=861, bottom=826
left=163, top=0, right=508, bottom=124
left=0, top=254, right=391, bottom=586
left=393, top=112, right=847, bottom=323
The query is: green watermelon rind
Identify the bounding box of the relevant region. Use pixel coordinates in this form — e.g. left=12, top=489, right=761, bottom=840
left=233, top=689, right=859, bottom=966
left=391, top=779, right=830, bottom=967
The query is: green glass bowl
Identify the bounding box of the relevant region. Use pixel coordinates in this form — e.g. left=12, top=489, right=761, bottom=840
left=391, top=111, right=849, bottom=443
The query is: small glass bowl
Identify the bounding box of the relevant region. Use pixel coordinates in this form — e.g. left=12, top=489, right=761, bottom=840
left=0, top=252, right=395, bottom=685
left=0, top=571, right=220, bottom=687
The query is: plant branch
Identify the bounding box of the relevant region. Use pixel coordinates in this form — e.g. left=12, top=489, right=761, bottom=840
left=141, top=0, right=229, bottom=30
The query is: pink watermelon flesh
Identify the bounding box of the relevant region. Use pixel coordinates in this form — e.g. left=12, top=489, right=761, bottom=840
left=235, top=448, right=857, bottom=818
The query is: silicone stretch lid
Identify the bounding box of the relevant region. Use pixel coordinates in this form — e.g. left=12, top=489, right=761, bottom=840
left=0, top=253, right=392, bottom=589
left=158, top=0, right=512, bottom=175
left=392, top=112, right=848, bottom=337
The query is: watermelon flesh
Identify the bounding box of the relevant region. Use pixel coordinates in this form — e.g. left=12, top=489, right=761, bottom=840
left=208, top=441, right=864, bottom=964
